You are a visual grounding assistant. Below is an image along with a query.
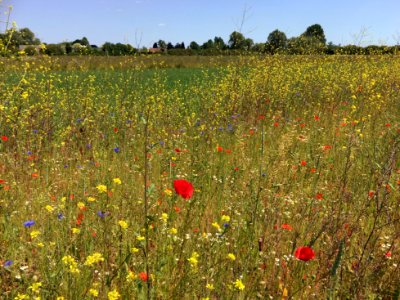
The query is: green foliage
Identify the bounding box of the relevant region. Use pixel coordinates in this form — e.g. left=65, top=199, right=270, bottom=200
left=266, top=29, right=288, bottom=54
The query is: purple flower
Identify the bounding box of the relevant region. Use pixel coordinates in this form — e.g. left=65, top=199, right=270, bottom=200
left=97, top=211, right=106, bottom=218
left=113, top=147, right=120, bottom=153
left=23, top=220, right=35, bottom=227
left=3, top=260, right=13, bottom=267
left=57, top=213, right=64, bottom=220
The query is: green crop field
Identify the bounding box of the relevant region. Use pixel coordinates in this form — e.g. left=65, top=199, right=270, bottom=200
left=0, top=55, right=399, bottom=299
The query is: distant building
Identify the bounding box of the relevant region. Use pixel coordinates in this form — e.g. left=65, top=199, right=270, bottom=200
left=148, top=48, right=162, bottom=54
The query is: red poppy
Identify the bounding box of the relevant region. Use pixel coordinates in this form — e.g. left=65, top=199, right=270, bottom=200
left=273, top=122, right=279, bottom=127
left=315, top=193, right=323, bottom=200
left=281, top=224, right=293, bottom=231
left=139, top=272, right=148, bottom=282
left=385, top=251, right=392, bottom=258
left=173, top=179, right=194, bottom=199
left=368, top=191, right=375, bottom=198
left=174, top=148, right=181, bottom=153
left=314, top=115, right=320, bottom=121
left=294, top=246, right=315, bottom=261
left=113, top=127, right=118, bottom=133
left=1, top=136, right=8, bottom=141
left=301, top=160, right=307, bottom=166
left=217, top=146, right=223, bottom=152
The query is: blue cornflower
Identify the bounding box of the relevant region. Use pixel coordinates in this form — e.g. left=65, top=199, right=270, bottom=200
left=97, top=211, right=106, bottom=218
left=4, top=260, right=13, bottom=267
left=23, top=220, right=35, bottom=228
left=57, top=213, right=64, bottom=220
left=113, top=147, right=120, bottom=153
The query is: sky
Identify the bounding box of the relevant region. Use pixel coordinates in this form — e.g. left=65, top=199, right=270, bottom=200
left=2, top=0, right=400, bottom=47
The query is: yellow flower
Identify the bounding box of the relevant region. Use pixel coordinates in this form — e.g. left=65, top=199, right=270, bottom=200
left=84, top=252, right=105, bottom=266
left=169, top=227, right=178, bottom=235
left=206, top=283, right=215, bottom=290
left=136, top=235, right=145, bottom=241
left=118, top=220, right=128, bottom=230
left=107, top=289, right=120, bottom=300
left=227, top=253, right=236, bottom=261
left=164, top=188, right=173, bottom=196
left=30, top=230, right=41, bottom=239
left=21, top=91, right=29, bottom=99
left=45, top=205, right=54, bottom=212
left=188, top=251, right=199, bottom=268
left=126, top=271, right=136, bottom=282
left=233, top=279, right=245, bottom=291
left=77, top=202, right=86, bottom=209
left=96, top=184, right=107, bottom=193
left=129, top=247, right=139, bottom=254
left=71, top=228, right=81, bottom=234
left=221, top=215, right=230, bottom=223
left=212, top=222, right=221, bottom=232
left=87, top=197, right=96, bottom=202
left=62, top=255, right=80, bottom=274
left=37, top=242, right=44, bottom=248
left=89, top=289, right=99, bottom=297
left=14, top=294, right=29, bottom=300
left=113, top=178, right=122, bottom=185
left=161, top=213, right=168, bottom=222
left=29, top=282, right=42, bottom=293
left=56, top=297, right=65, bottom=300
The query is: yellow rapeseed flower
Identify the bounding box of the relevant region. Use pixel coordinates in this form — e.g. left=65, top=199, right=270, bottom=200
left=84, top=252, right=105, bottom=266
left=227, top=253, right=236, bottom=261
left=107, top=289, right=120, bottom=300
left=233, top=279, right=245, bottom=291
left=96, top=184, right=107, bottom=193
left=113, top=178, right=122, bottom=185
left=118, top=220, right=128, bottom=230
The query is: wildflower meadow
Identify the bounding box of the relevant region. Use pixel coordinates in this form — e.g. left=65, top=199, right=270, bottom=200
left=0, top=54, right=399, bottom=299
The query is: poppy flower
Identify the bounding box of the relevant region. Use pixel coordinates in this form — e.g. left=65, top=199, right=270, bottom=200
left=139, top=272, right=148, bottom=282
left=173, top=179, right=194, bottom=199
left=1, top=136, right=8, bottom=141
left=300, top=160, right=307, bottom=166
left=281, top=224, right=293, bottom=231
left=294, top=246, right=315, bottom=261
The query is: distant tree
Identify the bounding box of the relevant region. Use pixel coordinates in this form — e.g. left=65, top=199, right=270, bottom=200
left=266, top=29, right=287, bottom=53
left=174, top=42, right=185, bottom=49
left=243, top=38, right=254, bottom=51
left=252, top=43, right=265, bottom=52
left=166, top=42, right=174, bottom=50
left=201, top=39, right=214, bottom=49
left=228, top=31, right=246, bottom=50
left=45, top=44, right=66, bottom=56
left=157, top=40, right=166, bottom=50
left=213, top=36, right=226, bottom=50
left=302, top=24, right=326, bottom=44
left=2, top=27, right=41, bottom=51
left=152, top=42, right=158, bottom=48
left=65, top=42, right=72, bottom=54
left=189, top=41, right=200, bottom=50
left=81, top=37, right=90, bottom=47
left=23, top=45, right=37, bottom=56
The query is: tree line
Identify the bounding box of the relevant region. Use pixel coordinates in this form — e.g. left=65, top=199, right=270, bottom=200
left=1, top=24, right=399, bottom=56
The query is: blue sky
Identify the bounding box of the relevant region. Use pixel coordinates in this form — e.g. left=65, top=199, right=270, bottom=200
left=2, top=0, right=400, bottom=47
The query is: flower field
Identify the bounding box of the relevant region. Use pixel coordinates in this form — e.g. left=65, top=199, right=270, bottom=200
left=0, top=55, right=399, bottom=299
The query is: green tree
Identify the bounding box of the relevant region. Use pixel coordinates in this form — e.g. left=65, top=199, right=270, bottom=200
left=228, top=31, right=246, bottom=50
left=189, top=41, right=200, bottom=50
left=213, top=36, right=226, bottom=50
left=302, top=24, right=326, bottom=44
left=266, top=29, right=287, bottom=53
